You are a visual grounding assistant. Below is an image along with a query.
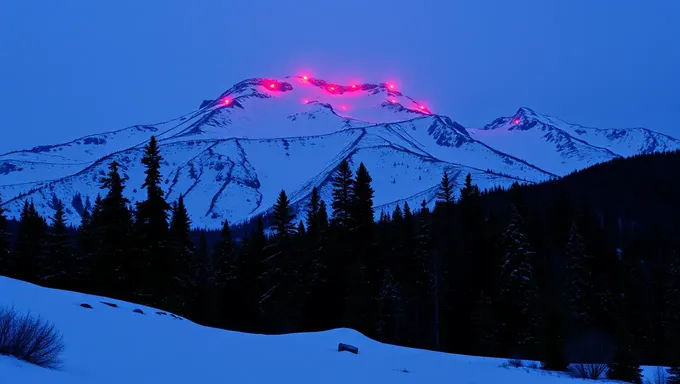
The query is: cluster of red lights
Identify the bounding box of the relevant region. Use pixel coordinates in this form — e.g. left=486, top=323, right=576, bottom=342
left=220, top=75, right=430, bottom=114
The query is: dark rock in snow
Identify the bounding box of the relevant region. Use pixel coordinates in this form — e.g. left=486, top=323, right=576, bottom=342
left=80, top=303, right=92, bottom=309
left=156, top=311, right=167, bottom=316
left=338, top=343, right=359, bottom=354
left=100, top=301, right=118, bottom=308
left=132, top=309, right=144, bottom=314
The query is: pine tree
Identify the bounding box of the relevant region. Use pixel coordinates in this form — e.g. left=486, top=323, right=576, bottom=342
left=43, top=200, right=74, bottom=288
left=212, top=218, right=234, bottom=286
left=565, top=222, right=596, bottom=330
left=136, top=136, right=170, bottom=242
left=607, top=331, right=642, bottom=384
left=330, top=159, right=354, bottom=228
left=166, top=194, right=196, bottom=314
left=498, top=204, right=541, bottom=357
left=435, top=170, right=454, bottom=206
left=377, top=269, right=404, bottom=343
left=12, top=200, right=47, bottom=283
left=135, top=136, right=171, bottom=306
left=666, top=252, right=680, bottom=375
left=351, top=163, right=375, bottom=230
left=272, top=190, right=294, bottom=239
left=0, top=194, right=10, bottom=274
left=91, top=161, right=134, bottom=299
left=306, top=187, right=321, bottom=238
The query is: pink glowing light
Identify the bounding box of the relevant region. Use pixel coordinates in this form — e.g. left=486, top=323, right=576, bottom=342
left=329, top=86, right=335, bottom=91
left=351, top=84, right=357, bottom=89
left=513, top=118, right=520, bottom=124
left=388, top=84, right=395, bottom=90
left=302, top=75, right=309, bottom=81
left=224, top=98, right=231, bottom=105
left=269, top=83, right=277, bottom=89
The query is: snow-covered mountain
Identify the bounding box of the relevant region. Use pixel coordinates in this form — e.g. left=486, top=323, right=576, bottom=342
left=468, top=107, right=680, bottom=175
left=0, top=77, right=677, bottom=228
left=0, top=275, right=663, bottom=383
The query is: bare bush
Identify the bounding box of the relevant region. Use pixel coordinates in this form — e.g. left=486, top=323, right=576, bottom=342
left=644, top=367, right=668, bottom=384
left=570, top=363, right=607, bottom=380
left=507, top=359, right=524, bottom=368
left=0, top=307, right=65, bottom=369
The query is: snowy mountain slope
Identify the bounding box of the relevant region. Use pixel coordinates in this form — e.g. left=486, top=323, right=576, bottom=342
left=0, top=76, right=677, bottom=228
left=1, top=275, right=661, bottom=383
left=468, top=107, right=680, bottom=175
left=0, top=126, right=526, bottom=228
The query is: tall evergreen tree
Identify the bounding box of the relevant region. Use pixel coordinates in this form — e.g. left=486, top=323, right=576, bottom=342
left=435, top=170, right=454, bottom=205
left=330, top=159, right=354, bottom=228
left=136, top=136, right=170, bottom=241
left=135, top=136, right=171, bottom=306
left=166, top=194, right=196, bottom=314
left=497, top=205, right=541, bottom=357
left=0, top=194, right=10, bottom=274
left=12, top=200, right=47, bottom=283
left=565, top=222, right=596, bottom=330
left=91, top=161, right=134, bottom=299
left=607, top=330, right=642, bottom=384
left=272, top=190, right=294, bottom=239
left=43, top=200, right=73, bottom=288
left=306, top=187, right=321, bottom=238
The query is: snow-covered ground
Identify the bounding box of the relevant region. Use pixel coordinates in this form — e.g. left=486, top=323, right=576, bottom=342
left=0, top=276, right=663, bottom=383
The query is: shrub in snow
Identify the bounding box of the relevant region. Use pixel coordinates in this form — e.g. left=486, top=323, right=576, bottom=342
left=569, top=363, right=606, bottom=380
left=508, top=359, right=523, bottom=368
left=0, top=306, right=65, bottom=369
left=79, top=303, right=92, bottom=309
left=644, top=367, right=668, bottom=384
left=133, top=309, right=144, bottom=314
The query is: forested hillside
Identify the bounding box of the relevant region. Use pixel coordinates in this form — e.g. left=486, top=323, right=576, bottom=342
left=1, top=138, right=679, bottom=382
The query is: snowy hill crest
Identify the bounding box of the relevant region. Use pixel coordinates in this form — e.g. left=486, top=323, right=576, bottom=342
left=1, top=77, right=678, bottom=228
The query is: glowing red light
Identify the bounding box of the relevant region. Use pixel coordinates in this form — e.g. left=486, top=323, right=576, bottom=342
left=329, top=86, right=335, bottom=91
left=390, top=98, right=397, bottom=103
left=302, top=76, right=308, bottom=81
left=303, top=99, right=309, bottom=104
left=420, top=105, right=425, bottom=110
left=352, top=84, right=357, bottom=89
left=224, top=99, right=231, bottom=105
left=389, top=84, right=395, bottom=89
left=340, top=105, right=347, bottom=110
left=269, top=83, right=276, bottom=89
left=513, top=118, right=520, bottom=124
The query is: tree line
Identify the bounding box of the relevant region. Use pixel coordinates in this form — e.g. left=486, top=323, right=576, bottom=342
left=1, top=138, right=680, bottom=383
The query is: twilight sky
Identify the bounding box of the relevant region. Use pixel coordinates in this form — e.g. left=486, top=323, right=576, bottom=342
left=1, top=0, right=678, bottom=153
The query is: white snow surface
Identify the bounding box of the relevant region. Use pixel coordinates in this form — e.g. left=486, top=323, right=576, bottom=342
left=0, top=77, right=677, bottom=228
left=0, top=276, right=662, bottom=383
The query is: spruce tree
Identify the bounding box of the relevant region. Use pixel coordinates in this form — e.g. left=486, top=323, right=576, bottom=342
left=43, top=200, right=73, bottom=288
left=12, top=200, right=47, bottom=283
left=166, top=194, right=195, bottom=314
left=272, top=190, right=294, bottom=239
left=498, top=205, right=540, bottom=357
left=306, top=187, right=321, bottom=238
left=0, top=194, right=10, bottom=274
left=607, top=331, right=642, bottom=384
left=261, top=189, right=303, bottom=332
left=212, top=218, right=234, bottom=286
left=91, top=161, right=134, bottom=299
left=665, top=252, right=680, bottom=375
left=330, top=159, right=354, bottom=228
left=435, top=170, right=454, bottom=206
left=135, top=136, right=171, bottom=306
left=565, top=222, right=596, bottom=330
left=136, top=136, right=170, bottom=242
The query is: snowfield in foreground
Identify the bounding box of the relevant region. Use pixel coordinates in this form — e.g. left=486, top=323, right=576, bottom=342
left=0, top=276, right=660, bottom=383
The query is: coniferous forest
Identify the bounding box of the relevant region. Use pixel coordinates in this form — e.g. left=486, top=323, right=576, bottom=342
left=2, top=136, right=680, bottom=380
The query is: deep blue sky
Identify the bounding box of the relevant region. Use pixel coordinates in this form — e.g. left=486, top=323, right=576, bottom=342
left=1, top=0, right=678, bottom=153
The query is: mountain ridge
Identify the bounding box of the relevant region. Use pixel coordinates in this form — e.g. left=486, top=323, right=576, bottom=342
left=0, top=76, right=677, bottom=228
